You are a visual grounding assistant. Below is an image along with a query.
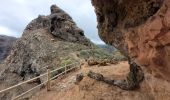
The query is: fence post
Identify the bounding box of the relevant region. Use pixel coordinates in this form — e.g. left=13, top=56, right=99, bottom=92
left=65, top=64, right=67, bottom=75
left=78, top=62, right=81, bottom=69
left=47, top=66, right=51, bottom=91
left=74, top=63, right=76, bottom=71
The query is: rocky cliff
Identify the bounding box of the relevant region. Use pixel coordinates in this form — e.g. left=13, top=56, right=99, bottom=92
left=0, top=5, right=98, bottom=100
left=0, top=35, right=16, bottom=63
left=92, top=0, right=170, bottom=82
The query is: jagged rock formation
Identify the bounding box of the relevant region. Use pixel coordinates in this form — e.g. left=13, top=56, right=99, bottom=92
left=0, top=5, right=96, bottom=100
left=92, top=0, right=170, bottom=83
left=0, top=4, right=117, bottom=100
left=24, top=5, right=90, bottom=46
left=0, top=35, right=16, bottom=63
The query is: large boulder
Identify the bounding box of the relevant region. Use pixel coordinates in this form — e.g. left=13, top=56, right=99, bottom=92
left=91, top=0, right=170, bottom=81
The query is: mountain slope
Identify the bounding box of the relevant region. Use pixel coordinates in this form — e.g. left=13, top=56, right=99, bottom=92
left=0, top=5, right=110, bottom=100
left=0, top=35, right=17, bottom=63
left=97, top=44, right=116, bottom=53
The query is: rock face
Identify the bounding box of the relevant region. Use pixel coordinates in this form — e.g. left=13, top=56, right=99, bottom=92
left=87, top=61, right=144, bottom=90
left=0, top=5, right=94, bottom=100
left=0, top=35, right=16, bottom=63
left=92, top=0, right=170, bottom=82
left=5, top=4, right=93, bottom=80
left=25, top=5, right=90, bottom=46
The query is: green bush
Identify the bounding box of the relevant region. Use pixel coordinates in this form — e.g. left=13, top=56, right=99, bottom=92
left=112, top=51, right=127, bottom=61
left=50, top=57, right=77, bottom=79
left=79, top=48, right=113, bottom=60
left=60, top=57, right=77, bottom=66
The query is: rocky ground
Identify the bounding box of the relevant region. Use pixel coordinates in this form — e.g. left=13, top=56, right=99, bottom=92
left=30, top=61, right=170, bottom=100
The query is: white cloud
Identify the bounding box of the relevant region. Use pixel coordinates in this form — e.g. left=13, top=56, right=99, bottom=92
left=0, top=26, right=19, bottom=37
left=0, top=0, right=105, bottom=44
left=91, top=40, right=105, bottom=45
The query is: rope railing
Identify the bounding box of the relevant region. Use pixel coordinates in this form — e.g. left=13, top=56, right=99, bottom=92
left=12, top=80, right=48, bottom=100
left=40, top=62, right=78, bottom=71
left=0, top=72, right=48, bottom=94
left=0, top=62, right=80, bottom=100
left=50, top=64, right=77, bottom=80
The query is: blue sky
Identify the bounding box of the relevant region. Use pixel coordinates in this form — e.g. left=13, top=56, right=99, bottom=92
left=0, top=0, right=105, bottom=44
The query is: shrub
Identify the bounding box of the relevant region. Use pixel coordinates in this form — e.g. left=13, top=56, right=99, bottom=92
left=112, top=51, right=127, bottom=61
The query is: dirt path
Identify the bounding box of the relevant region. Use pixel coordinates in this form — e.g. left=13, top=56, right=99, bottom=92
left=29, top=61, right=170, bottom=100
left=30, top=61, right=129, bottom=100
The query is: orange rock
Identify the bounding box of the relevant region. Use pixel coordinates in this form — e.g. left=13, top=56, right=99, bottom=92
left=92, top=0, right=170, bottom=82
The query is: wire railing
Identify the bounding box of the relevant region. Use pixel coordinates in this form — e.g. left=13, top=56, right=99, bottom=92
left=0, top=62, right=80, bottom=100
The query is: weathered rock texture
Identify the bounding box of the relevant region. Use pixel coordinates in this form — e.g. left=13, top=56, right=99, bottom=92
left=0, top=5, right=95, bottom=100
left=87, top=61, right=144, bottom=90
left=24, top=5, right=90, bottom=46
left=0, top=35, right=16, bottom=63
left=30, top=61, right=170, bottom=100
left=92, top=0, right=170, bottom=82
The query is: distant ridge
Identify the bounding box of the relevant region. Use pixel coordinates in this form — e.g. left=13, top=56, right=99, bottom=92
left=0, top=35, right=17, bottom=63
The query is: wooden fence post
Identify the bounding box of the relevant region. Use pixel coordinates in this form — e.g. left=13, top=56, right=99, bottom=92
left=65, top=64, right=67, bottom=75
left=47, top=66, right=51, bottom=91
left=79, top=62, right=81, bottom=69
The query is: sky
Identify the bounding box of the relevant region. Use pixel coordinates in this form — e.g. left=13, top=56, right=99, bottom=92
left=0, top=0, right=105, bottom=44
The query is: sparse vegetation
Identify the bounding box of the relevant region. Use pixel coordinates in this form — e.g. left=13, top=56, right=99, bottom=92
left=79, top=48, right=113, bottom=60
left=78, top=45, right=126, bottom=62
left=60, top=57, right=76, bottom=67
left=50, top=57, right=78, bottom=78
left=112, top=51, right=127, bottom=61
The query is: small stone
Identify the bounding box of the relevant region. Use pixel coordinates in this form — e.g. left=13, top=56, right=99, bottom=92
left=87, top=58, right=99, bottom=66
left=51, top=39, right=55, bottom=41
left=87, top=70, right=104, bottom=81
left=76, top=73, right=84, bottom=83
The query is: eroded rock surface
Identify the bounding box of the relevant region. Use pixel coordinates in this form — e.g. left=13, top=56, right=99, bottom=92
left=25, top=5, right=91, bottom=46
left=92, top=0, right=170, bottom=82
left=0, top=5, right=94, bottom=100
left=87, top=61, right=144, bottom=90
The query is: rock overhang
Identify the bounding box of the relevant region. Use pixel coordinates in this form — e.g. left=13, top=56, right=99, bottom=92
left=92, top=0, right=170, bottom=81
